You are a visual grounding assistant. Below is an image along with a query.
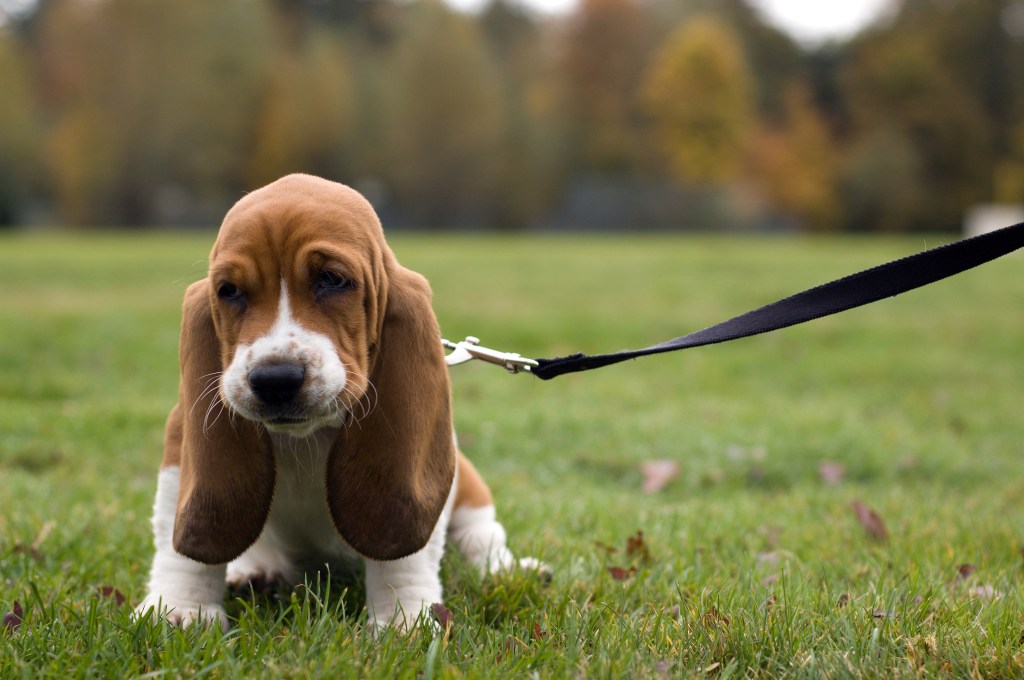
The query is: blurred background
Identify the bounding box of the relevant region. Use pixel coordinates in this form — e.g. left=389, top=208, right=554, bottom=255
left=1, top=0, right=1023, bottom=233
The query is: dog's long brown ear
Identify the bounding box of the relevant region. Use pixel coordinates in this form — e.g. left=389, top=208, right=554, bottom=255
left=326, top=266, right=456, bottom=561
left=170, top=280, right=275, bottom=565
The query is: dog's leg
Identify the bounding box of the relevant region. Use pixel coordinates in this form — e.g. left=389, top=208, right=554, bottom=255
left=448, top=452, right=547, bottom=575
left=362, top=484, right=453, bottom=633
left=134, top=466, right=228, bottom=630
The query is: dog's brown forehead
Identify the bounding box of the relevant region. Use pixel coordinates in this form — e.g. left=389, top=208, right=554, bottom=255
left=212, top=174, right=383, bottom=270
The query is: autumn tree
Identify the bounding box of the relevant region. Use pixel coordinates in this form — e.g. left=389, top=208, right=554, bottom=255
left=247, top=30, right=353, bottom=188
left=641, top=15, right=754, bottom=184
left=39, top=0, right=274, bottom=225
left=0, top=30, right=41, bottom=224
left=560, top=0, right=651, bottom=173
left=480, top=0, right=563, bottom=228
left=748, top=85, right=840, bottom=230
left=841, top=32, right=991, bottom=230
left=385, top=1, right=505, bottom=227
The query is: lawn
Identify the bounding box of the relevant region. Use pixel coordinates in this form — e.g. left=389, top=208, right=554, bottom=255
left=1, top=230, right=1022, bottom=677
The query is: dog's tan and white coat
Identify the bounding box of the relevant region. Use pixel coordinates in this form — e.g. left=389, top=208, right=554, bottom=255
left=136, top=174, right=532, bottom=630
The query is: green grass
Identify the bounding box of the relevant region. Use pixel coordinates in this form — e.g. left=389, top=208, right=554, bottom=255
left=1, top=230, right=1023, bottom=677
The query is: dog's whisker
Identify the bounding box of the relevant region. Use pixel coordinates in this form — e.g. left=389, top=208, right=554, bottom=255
left=203, top=397, right=227, bottom=436
left=189, top=376, right=225, bottom=420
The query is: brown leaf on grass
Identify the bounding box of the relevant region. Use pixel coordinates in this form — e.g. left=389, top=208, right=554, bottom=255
left=625, top=530, right=651, bottom=562
left=2, top=602, right=23, bottom=631
left=851, top=500, right=889, bottom=542
left=531, top=621, right=546, bottom=640
left=947, top=563, right=976, bottom=590
left=96, top=587, right=126, bottom=607
left=430, top=603, right=454, bottom=631
left=497, top=637, right=524, bottom=663
left=641, top=460, right=680, bottom=494
left=837, top=593, right=850, bottom=608
left=818, top=461, right=846, bottom=485
left=608, top=565, right=637, bottom=581
left=703, top=607, right=730, bottom=628
left=10, top=544, right=44, bottom=562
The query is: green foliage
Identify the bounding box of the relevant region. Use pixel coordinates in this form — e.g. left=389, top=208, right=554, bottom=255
left=2, top=231, right=1024, bottom=676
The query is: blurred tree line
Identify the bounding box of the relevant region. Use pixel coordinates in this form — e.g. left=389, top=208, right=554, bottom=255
left=1, top=0, right=1023, bottom=231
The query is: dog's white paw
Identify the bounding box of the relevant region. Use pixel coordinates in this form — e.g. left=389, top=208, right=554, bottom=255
left=134, top=595, right=229, bottom=631
left=516, top=556, right=553, bottom=582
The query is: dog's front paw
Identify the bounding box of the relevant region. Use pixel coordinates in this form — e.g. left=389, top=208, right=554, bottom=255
left=366, top=602, right=438, bottom=636
left=516, top=556, right=554, bottom=583
left=134, top=595, right=229, bottom=631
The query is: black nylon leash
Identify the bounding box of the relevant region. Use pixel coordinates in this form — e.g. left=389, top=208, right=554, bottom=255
left=528, top=221, right=1024, bottom=381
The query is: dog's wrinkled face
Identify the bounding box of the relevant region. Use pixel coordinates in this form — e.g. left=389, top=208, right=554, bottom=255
left=209, top=175, right=386, bottom=437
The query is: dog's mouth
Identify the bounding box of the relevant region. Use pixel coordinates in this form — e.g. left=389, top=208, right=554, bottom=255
left=261, top=413, right=320, bottom=437
left=266, top=415, right=306, bottom=425
left=259, top=408, right=343, bottom=437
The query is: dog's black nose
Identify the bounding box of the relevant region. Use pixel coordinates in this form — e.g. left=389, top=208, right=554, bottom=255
left=248, top=363, right=306, bottom=404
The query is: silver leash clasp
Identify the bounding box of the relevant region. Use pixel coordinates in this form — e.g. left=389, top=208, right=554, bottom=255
left=442, top=336, right=538, bottom=374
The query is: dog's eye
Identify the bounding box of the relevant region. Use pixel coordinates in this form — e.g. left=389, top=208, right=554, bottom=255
left=217, top=282, right=245, bottom=303
left=315, top=270, right=353, bottom=299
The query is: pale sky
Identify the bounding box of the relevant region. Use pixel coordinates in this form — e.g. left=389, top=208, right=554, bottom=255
left=748, top=0, right=894, bottom=44
left=445, top=0, right=895, bottom=45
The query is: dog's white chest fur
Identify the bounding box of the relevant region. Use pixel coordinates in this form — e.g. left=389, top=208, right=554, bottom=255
left=226, top=429, right=358, bottom=585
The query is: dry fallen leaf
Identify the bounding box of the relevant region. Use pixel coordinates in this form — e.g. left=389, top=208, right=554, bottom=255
left=703, top=607, right=730, bottom=628
left=96, top=586, right=126, bottom=607
left=430, top=603, right=454, bottom=631
left=851, top=500, right=889, bottom=542
left=641, top=460, right=680, bottom=494
left=818, top=461, right=846, bottom=485
left=2, top=602, right=23, bottom=631
left=10, top=544, right=44, bottom=562
left=947, top=563, right=976, bottom=590
left=608, top=565, right=637, bottom=581
left=625, top=530, right=651, bottom=562
left=837, top=593, right=850, bottom=608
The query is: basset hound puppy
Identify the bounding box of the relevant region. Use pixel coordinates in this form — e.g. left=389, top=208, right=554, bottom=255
left=135, top=173, right=538, bottom=631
